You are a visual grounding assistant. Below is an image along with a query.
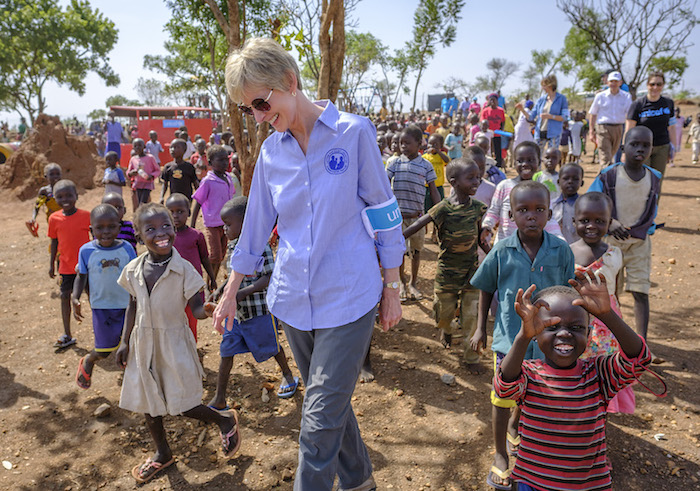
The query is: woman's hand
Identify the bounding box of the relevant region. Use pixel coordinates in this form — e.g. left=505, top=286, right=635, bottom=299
left=212, top=298, right=237, bottom=334
left=378, top=287, right=402, bottom=332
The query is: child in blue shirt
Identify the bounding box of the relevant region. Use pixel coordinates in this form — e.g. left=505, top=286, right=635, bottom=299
left=470, top=181, right=574, bottom=490
left=72, top=204, right=136, bottom=389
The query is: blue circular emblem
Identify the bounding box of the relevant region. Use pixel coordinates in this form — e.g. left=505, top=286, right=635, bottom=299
left=324, top=148, right=350, bottom=175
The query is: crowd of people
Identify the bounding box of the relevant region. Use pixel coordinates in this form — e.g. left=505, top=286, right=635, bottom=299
left=22, top=35, right=698, bottom=490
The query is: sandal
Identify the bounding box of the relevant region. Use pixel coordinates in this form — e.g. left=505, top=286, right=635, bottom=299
left=75, top=356, right=91, bottom=389
left=506, top=432, right=521, bottom=456
left=440, top=331, right=452, bottom=349
left=53, top=334, right=76, bottom=349
left=131, top=457, right=175, bottom=484
left=407, top=284, right=423, bottom=301
left=277, top=376, right=299, bottom=399
left=486, top=465, right=512, bottom=490
left=399, top=283, right=407, bottom=303
left=221, top=409, right=241, bottom=458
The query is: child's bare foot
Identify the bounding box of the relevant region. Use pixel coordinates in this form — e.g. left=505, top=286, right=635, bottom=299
left=464, top=362, right=482, bottom=375
left=277, top=374, right=299, bottom=399
left=359, top=360, right=375, bottom=383
left=220, top=410, right=241, bottom=457
left=486, top=453, right=511, bottom=490
left=131, top=453, right=175, bottom=484
left=407, top=284, right=423, bottom=301
left=440, top=331, right=452, bottom=349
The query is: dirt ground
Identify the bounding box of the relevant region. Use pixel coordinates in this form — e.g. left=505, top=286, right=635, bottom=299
left=1, top=120, right=699, bottom=491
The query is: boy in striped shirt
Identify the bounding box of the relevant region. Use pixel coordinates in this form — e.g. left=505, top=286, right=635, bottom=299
left=495, top=272, right=651, bottom=491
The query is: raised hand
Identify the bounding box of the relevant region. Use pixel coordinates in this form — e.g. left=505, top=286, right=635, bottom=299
left=514, top=284, right=560, bottom=340
left=569, top=270, right=611, bottom=318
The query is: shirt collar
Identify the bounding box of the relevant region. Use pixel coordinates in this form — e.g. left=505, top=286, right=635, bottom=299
left=281, top=100, right=338, bottom=141
left=553, top=193, right=578, bottom=205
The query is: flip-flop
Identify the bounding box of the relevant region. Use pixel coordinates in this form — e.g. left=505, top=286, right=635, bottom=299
left=25, top=221, right=39, bottom=237
left=53, top=335, right=76, bottom=349
left=131, top=457, right=175, bottom=484
left=75, top=356, right=91, bottom=390
left=277, top=377, right=299, bottom=399
left=208, top=404, right=232, bottom=415
left=407, top=284, right=423, bottom=301
left=506, top=432, right=521, bottom=456
left=221, top=409, right=241, bottom=458
left=486, top=465, right=512, bottom=490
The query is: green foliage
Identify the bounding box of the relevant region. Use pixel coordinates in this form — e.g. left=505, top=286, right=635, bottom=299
left=135, top=78, right=168, bottom=106
left=406, top=0, right=466, bottom=110
left=435, top=76, right=470, bottom=95
left=648, top=56, right=689, bottom=89
left=0, top=0, right=119, bottom=123
left=340, top=31, right=384, bottom=108
left=105, top=95, right=141, bottom=108
left=474, top=58, right=519, bottom=93
left=87, top=109, right=107, bottom=121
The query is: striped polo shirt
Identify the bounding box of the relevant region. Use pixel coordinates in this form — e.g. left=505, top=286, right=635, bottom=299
left=494, top=342, right=651, bottom=490
left=386, top=155, right=437, bottom=215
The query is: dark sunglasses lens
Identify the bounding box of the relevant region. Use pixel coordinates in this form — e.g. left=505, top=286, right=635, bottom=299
left=252, top=99, right=271, bottom=112
left=238, top=105, right=253, bottom=115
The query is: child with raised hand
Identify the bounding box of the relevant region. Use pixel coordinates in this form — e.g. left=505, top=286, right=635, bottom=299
left=191, top=144, right=235, bottom=281
left=386, top=125, right=441, bottom=301
left=72, top=204, right=136, bottom=389
left=209, top=197, right=299, bottom=408
left=494, top=272, right=651, bottom=491
left=588, top=126, right=661, bottom=340
left=102, top=192, right=137, bottom=250
left=481, top=141, right=563, bottom=245
left=470, top=180, right=574, bottom=490
left=47, top=179, right=91, bottom=348
left=570, top=191, right=635, bottom=413
left=127, top=138, right=160, bottom=209
left=166, top=193, right=217, bottom=341
left=160, top=139, right=198, bottom=203
left=475, top=136, right=506, bottom=185
left=533, top=146, right=561, bottom=198
left=102, top=151, right=126, bottom=196
left=403, top=159, right=488, bottom=368
left=551, top=163, right=584, bottom=244
left=26, top=162, right=62, bottom=236
left=116, top=203, right=240, bottom=484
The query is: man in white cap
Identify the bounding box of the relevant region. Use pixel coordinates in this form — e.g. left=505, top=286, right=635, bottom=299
left=588, top=70, right=632, bottom=166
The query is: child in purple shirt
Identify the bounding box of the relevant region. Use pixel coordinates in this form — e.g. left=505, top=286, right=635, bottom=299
left=191, top=145, right=235, bottom=280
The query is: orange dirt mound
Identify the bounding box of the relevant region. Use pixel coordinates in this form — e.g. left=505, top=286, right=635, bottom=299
left=0, top=114, right=103, bottom=200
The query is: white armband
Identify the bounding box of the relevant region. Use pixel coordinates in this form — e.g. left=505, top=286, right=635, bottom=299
left=361, top=196, right=402, bottom=238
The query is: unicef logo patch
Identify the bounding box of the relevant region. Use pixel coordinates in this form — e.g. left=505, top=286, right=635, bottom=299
left=324, top=148, right=349, bottom=174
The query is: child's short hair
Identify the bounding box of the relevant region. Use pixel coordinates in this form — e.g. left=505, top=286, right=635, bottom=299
left=575, top=191, right=613, bottom=214
left=102, top=192, right=124, bottom=205
left=104, top=151, right=119, bottom=161
left=44, top=162, right=61, bottom=175
left=510, top=180, right=550, bottom=206
left=53, top=179, right=76, bottom=195
left=560, top=162, right=584, bottom=179
left=165, top=192, right=191, bottom=208
left=514, top=140, right=541, bottom=161
left=428, top=133, right=444, bottom=147
left=133, top=202, right=172, bottom=232
left=220, top=196, right=247, bottom=220
left=90, top=203, right=120, bottom=223
left=401, top=124, right=423, bottom=144
left=207, top=144, right=228, bottom=162
left=469, top=114, right=479, bottom=125
left=464, top=145, right=485, bottom=160
left=533, top=285, right=581, bottom=305
left=624, top=125, right=653, bottom=144
left=170, top=138, right=187, bottom=151
left=445, top=157, right=478, bottom=181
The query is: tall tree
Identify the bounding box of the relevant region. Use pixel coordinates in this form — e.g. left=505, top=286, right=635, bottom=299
left=474, top=58, right=519, bottom=93
left=557, top=0, right=698, bottom=98
left=405, top=0, right=465, bottom=111
left=339, top=31, right=383, bottom=110
left=135, top=78, right=168, bottom=106
left=0, top=0, right=119, bottom=124
left=317, top=0, right=345, bottom=101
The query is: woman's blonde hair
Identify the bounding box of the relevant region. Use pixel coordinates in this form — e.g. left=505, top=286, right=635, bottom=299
left=225, top=37, right=302, bottom=103
left=541, top=74, right=558, bottom=91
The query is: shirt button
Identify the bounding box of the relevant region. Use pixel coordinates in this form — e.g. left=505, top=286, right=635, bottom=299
left=531, top=267, right=535, bottom=271
left=304, top=289, right=308, bottom=293
left=307, top=202, right=311, bottom=207
left=307, top=247, right=311, bottom=251
left=304, top=268, right=308, bottom=273
left=305, top=181, right=309, bottom=186
left=307, top=225, right=310, bottom=229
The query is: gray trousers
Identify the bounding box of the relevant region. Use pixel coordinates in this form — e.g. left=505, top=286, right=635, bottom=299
left=282, top=307, right=376, bottom=491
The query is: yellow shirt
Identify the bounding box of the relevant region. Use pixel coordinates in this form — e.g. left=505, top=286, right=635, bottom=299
left=423, top=152, right=449, bottom=187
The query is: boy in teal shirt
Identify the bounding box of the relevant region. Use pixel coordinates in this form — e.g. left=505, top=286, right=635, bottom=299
left=469, top=180, right=574, bottom=490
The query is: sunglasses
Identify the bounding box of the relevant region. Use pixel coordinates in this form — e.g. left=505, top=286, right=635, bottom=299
left=648, top=82, right=664, bottom=87
left=238, top=89, right=274, bottom=115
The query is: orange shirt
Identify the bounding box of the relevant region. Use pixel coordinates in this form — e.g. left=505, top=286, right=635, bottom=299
left=48, top=209, right=91, bottom=275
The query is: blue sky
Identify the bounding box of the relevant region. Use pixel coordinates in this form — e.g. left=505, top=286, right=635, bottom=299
left=1, top=0, right=698, bottom=125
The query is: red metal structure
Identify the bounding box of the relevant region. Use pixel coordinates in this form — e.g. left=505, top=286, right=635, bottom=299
left=109, top=106, right=216, bottom=167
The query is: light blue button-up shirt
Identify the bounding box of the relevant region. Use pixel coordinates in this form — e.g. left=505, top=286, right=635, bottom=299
left=231, top=101, right=405, bottom=330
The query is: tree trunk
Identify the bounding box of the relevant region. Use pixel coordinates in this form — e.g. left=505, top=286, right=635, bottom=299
left=411, top=66, right=423, bottom=112
left=317, top=0, right=345, bottom=102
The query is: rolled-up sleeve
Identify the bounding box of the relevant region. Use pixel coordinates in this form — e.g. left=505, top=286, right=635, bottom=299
left=357, top=118, right=405, bottom=268
left=230, top=152, right=278, bottom=274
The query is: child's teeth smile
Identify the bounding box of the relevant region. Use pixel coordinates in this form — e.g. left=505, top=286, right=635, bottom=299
left=554, top=344, right=574, bottom=354
left=156, top=239, right=169, bottom=248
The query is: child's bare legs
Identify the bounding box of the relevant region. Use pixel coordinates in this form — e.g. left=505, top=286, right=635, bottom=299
left=60, top=291, right=73, bottom=340
left=491, top=405, right=521, bottom=486
left=208, top=356, right=234, bottom=410
left=274, top=348, right=296, bottom=387
left=631, top=292, right=650, bottom=339
left=144, top=405, right=237, bottom=464
left=359, top=342, right=374, bottom=382
left=211, top=261, right=221, bottom=281
left=408, top=251, right=422, bottom=299
left=76, top=350, right=110, bottom=387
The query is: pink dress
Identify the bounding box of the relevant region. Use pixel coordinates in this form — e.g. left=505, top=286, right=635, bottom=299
left=577, top=246, right=635, bottom=413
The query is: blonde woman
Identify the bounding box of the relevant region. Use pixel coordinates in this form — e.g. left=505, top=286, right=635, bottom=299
left=515, top=74, right=569, bottom=151
left=213, top=37, right=404, bottom=491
